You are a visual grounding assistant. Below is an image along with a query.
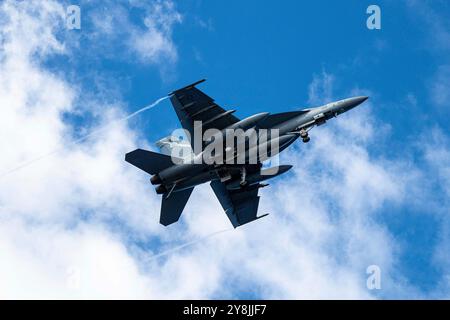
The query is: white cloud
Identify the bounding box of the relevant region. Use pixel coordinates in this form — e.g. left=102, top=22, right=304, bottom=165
left=0, top=0, right=163, bottom=298
left=407, top=0, right=450, bottom=53
left=430, top=65, right=450, bottom=109
left=308, top=70, right=335, bottom=105
left=0, top=220, right=152, bottom=299
left=407, top=1, right=450, bottom=113
left=403, top=3, right=450, bottom=295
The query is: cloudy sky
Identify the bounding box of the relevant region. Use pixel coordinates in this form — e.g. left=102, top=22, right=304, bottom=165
left=0, top=0, right=449, bottom=299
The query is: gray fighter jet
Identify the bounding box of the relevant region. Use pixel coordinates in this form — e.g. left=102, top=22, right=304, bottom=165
left=125, top=79, right=368, bottom=228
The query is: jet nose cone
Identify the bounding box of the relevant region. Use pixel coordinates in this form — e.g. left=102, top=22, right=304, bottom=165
left=345, top=96, right=369, bottom=109
left=334, top=96, right=369, bottom=114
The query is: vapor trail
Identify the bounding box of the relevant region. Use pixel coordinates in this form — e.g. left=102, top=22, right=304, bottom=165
left=144, top=228, right=233, bottom=263
left=0, top=96, right=169, bottom=178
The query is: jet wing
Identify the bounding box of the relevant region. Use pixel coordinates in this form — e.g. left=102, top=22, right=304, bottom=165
left=210, top=180, right=268, bottom=228
left=169, top=80, right=240, bottom=154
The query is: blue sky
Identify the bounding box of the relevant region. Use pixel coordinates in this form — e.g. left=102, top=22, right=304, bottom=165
left=0, top=0, right=449, bottom=299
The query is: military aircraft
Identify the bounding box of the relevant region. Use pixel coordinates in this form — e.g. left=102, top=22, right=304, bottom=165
left=125, top=79, right=368, bottom=228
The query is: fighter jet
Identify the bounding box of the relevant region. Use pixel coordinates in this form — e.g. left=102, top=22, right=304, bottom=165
left=125, top=79, right=368, bottom=228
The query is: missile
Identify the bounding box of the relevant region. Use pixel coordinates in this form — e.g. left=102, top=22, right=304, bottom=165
left=226, top=165, right=293, bottom=190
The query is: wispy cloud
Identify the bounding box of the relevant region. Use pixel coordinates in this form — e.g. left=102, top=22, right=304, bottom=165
left=0, top=0, right=162, bottom=298
left=406, top=1, right=450, bottom=113
left=307, top=70, right=335, bottom=105
left=407, top=0, right=450, bottom=53
left=130, top=1, right=182, bottom=65
left=429, top=65, right=450, bottom=110
left=85, top=0, right=182, bottom=78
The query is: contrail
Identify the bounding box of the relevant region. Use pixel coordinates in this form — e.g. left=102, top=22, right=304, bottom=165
left=143, top=228, right=233, bottom=263
left=0, top=96, right=168, bottom=178
left=69, top=96, right=169, bottom=145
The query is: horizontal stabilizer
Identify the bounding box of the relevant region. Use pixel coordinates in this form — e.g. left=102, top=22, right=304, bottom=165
left=160, top=187, right=194, bottom=226
left=125, top=149, right=179, bottom=175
